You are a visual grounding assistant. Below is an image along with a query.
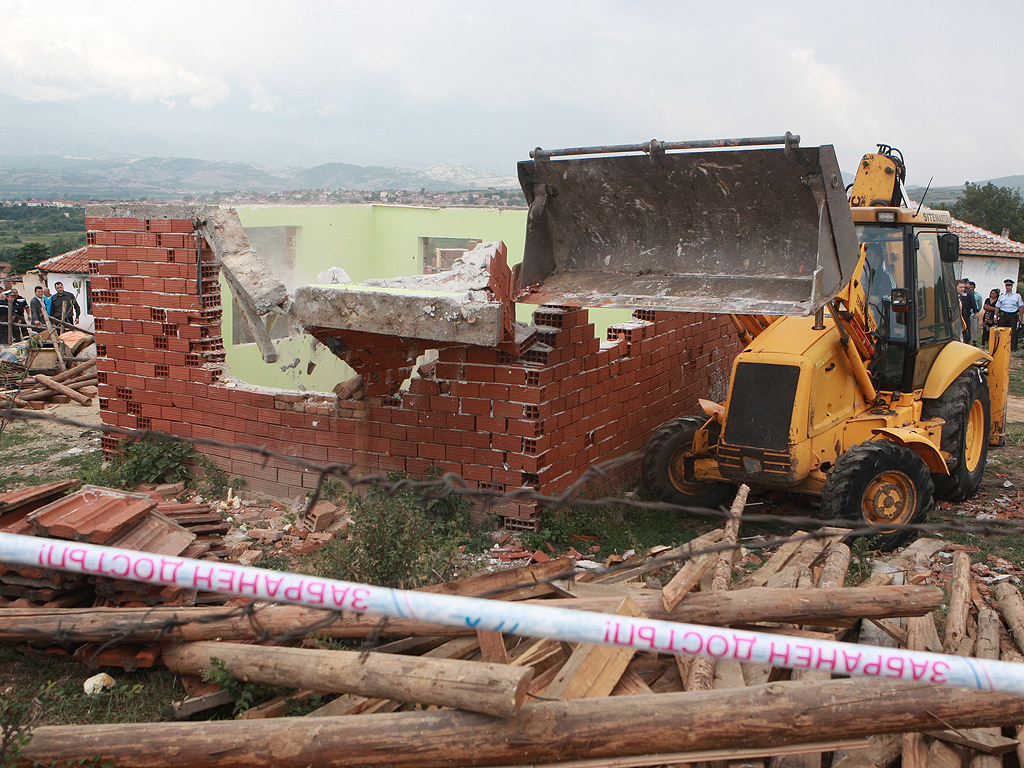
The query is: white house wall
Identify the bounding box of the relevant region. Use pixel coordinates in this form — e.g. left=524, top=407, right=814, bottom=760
left=45, top=271, right=94, bottom=332
left=959, top=256, right=1021, bottom=296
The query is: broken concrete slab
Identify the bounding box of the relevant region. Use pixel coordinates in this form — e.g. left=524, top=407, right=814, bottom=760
left=198, top=209, right=289, bottom=315
left=293, top=242, right=512, bottom=347
left=294, top=285, right=504, bottom=346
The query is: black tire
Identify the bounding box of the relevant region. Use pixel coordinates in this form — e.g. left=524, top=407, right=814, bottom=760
left=821, top=440, right=934, bottom=551
left=643, top=417, right=733, bottom=507
left=922, top=367, right=990, bottom=502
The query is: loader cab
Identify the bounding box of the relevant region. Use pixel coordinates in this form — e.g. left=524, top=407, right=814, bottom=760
left=854, top=210, right=960, bottom=393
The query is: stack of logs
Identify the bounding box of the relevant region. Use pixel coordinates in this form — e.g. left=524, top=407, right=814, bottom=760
left=5, top=494, right=1024, bottom=768
left=2, top=357, right=98, bottom=408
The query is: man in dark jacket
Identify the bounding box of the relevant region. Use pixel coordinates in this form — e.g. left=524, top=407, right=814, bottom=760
left=48, top=281, right=80, bottom=329
left=29, top=285, right=47, bottom=330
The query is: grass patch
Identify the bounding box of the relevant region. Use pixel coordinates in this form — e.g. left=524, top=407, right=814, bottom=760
left=0, top=424, right=35, bottom=449
left=1008, top=355, right=1024, bottom=398
left=0, top=647, right=183, bottom=727
left=520, top=502, right=712, bottom=559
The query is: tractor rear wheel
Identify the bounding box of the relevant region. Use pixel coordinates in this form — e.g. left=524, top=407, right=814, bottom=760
left=922, top=367, right=990, bottom=502
left=821, top=440, right=933, bottom=551
left=643, top=417, right=733, bottom=507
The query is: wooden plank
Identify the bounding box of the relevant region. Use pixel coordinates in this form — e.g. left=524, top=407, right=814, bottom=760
left=741, top=535, right=809, bottom=589
left=419, top=557, right=572, bottom=600
left=161, top=690, right=233, bottom=720
left=922, top=730, right=1017, bottom=755
left=476, top=630, right=508, bottom=664
left=610, top=667, right=654, bottom=696
left=542, top=596, right=644, bottom=699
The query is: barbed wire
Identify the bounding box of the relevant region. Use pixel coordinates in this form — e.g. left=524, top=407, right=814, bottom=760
left=0, top=403, right=1021, bottom=654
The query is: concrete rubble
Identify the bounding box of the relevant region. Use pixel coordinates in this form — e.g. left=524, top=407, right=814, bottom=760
left=292, top=242, right=512, bottom=346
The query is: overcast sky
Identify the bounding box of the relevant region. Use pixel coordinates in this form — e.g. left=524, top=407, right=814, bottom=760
left=1, top=0, right=1021, bottom=184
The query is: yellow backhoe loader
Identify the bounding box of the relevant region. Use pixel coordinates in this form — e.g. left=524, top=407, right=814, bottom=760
left=515, top=135, right=1006, bottom=547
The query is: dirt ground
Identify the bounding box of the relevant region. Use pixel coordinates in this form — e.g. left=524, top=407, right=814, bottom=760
left=1, top=400, right=103, bottom=487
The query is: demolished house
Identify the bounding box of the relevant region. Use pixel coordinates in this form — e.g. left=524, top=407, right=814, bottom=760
left=86, top=204, right=740, bottom=528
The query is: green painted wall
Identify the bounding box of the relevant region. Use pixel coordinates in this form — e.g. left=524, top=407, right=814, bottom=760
left=222, top=204, right=530, bottom=392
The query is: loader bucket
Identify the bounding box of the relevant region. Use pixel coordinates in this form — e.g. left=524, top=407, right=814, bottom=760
left=515, top=140, right=859, bottom=316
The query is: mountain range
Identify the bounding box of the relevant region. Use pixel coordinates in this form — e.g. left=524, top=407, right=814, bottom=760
left=1, top=93, right=1021, bottom=202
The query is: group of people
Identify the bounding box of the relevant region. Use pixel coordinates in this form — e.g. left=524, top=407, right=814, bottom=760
left=959, top=278, right=1024, bottom=351
left=0, top=282, right=81, bottom=345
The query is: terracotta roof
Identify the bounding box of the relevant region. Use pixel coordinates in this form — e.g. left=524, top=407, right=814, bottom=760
left=37, top=246, right=91, bottom=274
left=950, top=218, right=1024, bottom=258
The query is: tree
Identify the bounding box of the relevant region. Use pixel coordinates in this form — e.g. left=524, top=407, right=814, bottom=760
left=940, top=182, right=1024, bottom=242
left=8, top=242, right=49, bottom=274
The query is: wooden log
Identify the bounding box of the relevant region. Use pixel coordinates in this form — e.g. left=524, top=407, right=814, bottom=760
left=19, top=678, right=1024, bottom=768
left=816, top=543, right=851, bottom=590
left=771, top=533, right=845, bottom=768
left=661, top=530, right=726, bottom=611
left=686, top=486, right=748, bottom=692
left=901, top=614, right=934, bottom=768
left=17, top=377, right=98, bottom=402
left=994, top=581, right=1024, bottom=654
left=998, top=635, right=1024, bottom=768
left=0, top=584, right=946, bottom=643
left=17, top=357, right=96, bottom=388
left=943, top=551, right=971, bottom=654
left=161, top=640, right=531, bottom=717
left=967, top=608, right=1002, bottom=768
left=34, top=374, right=91, bottom=405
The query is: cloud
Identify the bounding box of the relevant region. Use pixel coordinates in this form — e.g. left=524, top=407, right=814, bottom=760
left=246, top=83, right=283, bottom=113
left=0, top=1, right=230, bottom=107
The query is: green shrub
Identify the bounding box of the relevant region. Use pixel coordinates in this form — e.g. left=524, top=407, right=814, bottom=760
left=82, top=436, right=231, bottom=496
left=313, top=475, right=481, bottom=589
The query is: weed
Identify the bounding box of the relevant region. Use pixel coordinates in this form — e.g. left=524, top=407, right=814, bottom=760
left=200, top=658, right=287, bottom=717
left=845, top=536, right=875, bottom=586
left=0, top=683, right=51, bottom=768
left=117, top=438, right=196, bottom=486
left=520, top=498, right=707, bottom=560
left=313, top=474, right=487, bottom=588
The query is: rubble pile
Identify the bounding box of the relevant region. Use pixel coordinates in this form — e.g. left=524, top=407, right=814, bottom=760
left=4, top=482, right=1024, bottom=768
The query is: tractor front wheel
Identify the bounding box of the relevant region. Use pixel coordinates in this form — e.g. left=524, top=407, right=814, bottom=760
left=643, top=417, right=733, bottom=508
left=821, top=440, right=934, bottom=551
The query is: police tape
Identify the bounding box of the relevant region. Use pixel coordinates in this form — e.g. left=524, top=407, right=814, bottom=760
left=0, top=531, right=1019, bottom=693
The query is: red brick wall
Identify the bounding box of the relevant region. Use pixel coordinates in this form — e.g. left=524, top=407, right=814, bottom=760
left=89, top=215, right=741, bottom=528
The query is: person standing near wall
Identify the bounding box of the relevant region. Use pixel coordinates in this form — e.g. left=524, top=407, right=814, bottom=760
left=48, top=281, right=80, bottom=330
left=7, top=288, right=28, bottom=342
left=969, top=281, right=982, bottom=345
left=996, top=278, right=1024, bottom=352
left=29, top=285, right=47, bottom=331
left=983, top=288, right=1000, bottom=347
left=957, top=280, right=974, bottom=343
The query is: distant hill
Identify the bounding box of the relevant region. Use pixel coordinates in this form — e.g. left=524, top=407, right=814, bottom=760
left=0, top=155, right=519, bottom=200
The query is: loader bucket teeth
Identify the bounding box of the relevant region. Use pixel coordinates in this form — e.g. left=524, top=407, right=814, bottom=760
left=515, top=143, right=859, bottom=316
